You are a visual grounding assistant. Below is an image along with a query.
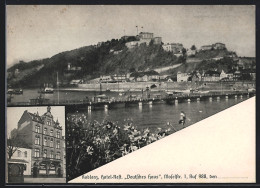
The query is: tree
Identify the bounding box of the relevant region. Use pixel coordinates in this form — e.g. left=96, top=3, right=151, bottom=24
left=182, top=48, right=187, bottom=56
left=7, top=129, right=29, bottom=159
left=129, top=67, right=136, bottom=73
left=191, top=45, right=197, bottom=50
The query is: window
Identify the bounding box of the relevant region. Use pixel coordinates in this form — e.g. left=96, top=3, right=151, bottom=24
left=35, top=125, right=40, bottom=133
left=56, top=131, right=60, bottom=138
left=50, top=130, right=53, bottom=136
left=43, top=149, right=47, bottom=158
left=56, top=141, right=60, bottom=149
left=50, top=139, right=53, bottom=147
left=44, top=128, right=47, bottom=135
left=34, top=149, right=40, bottom=157
left=35, top=136, right=40, bottom=145
left=17, top=150, right=21, bottom=157
left=44, top=137, right=47, bottom=146
left=50, top=151, right=54, bottom=158
left=24, top=151, right=27, bottom=158
left=56, top=152, right=61, bottom=159
left=47, top=121, right=51, bottom=126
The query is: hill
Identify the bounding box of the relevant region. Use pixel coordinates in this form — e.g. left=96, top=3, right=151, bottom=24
left=7, top=38, right=181, bottom=88
left=7, top=38, right=248, bottom=88
left=165, top=57, right=240, bottom=76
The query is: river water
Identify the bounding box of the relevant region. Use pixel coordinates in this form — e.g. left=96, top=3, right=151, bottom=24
left=68, top=96, right=249, bottom=133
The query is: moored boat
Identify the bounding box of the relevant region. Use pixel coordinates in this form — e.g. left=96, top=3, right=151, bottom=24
left=38, top=87, right=54, bottom=94
left=7, top=88, right=23, bottom=95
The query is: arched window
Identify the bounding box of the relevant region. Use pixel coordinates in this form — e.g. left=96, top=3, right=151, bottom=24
left=50, top=139, right=53, bottom=147
left=50, top=129, right=53, bottom=136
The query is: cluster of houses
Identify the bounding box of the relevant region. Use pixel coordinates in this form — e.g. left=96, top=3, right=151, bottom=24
left=97, top=72, right=174, bottom=83
left=177, top=69, right=256, bottom=82
left=200, top=43, right=226, bottom=51
left=162, top=42, right=227, bottom=57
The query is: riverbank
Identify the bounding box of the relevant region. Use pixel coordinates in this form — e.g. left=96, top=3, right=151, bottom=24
left=58, top=81, right=255, bottom=92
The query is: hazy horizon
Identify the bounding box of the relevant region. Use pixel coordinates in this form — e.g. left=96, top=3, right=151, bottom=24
left=6, top=5, right=255, bottom=68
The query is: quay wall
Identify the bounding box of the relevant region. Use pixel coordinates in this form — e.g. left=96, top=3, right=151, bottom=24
left=77, top=81, right=255, bottom=91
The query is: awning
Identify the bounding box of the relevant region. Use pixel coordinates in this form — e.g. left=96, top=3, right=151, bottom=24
left=8, top=158, right=29, bottom=164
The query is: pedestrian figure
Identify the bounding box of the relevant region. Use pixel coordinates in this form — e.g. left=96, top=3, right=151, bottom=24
left=33, top=162, right=38, bottom=178
left=57, top=166, right=61, bottom=177
left=179, top=111, right=186, bottom=126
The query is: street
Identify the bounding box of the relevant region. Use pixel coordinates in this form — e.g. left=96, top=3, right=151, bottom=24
left=24, top=177, right=66, bottom=183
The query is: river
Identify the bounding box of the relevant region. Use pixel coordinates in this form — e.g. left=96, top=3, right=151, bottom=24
left=67, top=96, right=249, bottom=133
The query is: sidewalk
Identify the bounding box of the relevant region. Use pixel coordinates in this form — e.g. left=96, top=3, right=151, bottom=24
left=24, top=177, right=66, bottom=183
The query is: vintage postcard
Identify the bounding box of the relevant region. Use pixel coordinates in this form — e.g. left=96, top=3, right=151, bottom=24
left=6, top=5, right=256, bottom=183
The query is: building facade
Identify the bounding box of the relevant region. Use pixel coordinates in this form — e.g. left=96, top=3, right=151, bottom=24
left=139, top=32, right=154, bottom=40
left=203, top=70, right=220, bottom=82
left=8, top=148, right=32, bottom=175
left=213, top=43, right=226, bottom=50
left=162, top=43, right=183, bottom=54
left=177, top=72, right=191, bottom=82
left=16, top=106, right=64, bottom=177
left=153, top=37, right=162, bottom=45
left=200, top=45, right=212, bottom=51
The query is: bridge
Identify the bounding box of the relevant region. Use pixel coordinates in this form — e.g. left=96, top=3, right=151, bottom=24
left=7, top=90, right=255, bottom=109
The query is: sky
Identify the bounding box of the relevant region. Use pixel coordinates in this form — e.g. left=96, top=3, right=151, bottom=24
left=6, top=5, right=255, bottom=68
left=7, top=106, right=65, bottom=137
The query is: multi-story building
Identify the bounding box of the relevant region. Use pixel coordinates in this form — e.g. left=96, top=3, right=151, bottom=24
left=162, top=43, right=183, bottom=54
left=125, top=32, right=163, bottom=48
left=177, top=71, right=191, bottom=82
left=200, top=45, right=213, bottom=51
left=16, top=106, right=64, bottom=177
left=213, top=43, right=226, bottom=50
left=139, top=32, right=154, bottom=40
left=112, top=74, right=127, bottom=82
left=203, top=70, right=220, bottom=82
left=152, top=37, right=162, bottom=45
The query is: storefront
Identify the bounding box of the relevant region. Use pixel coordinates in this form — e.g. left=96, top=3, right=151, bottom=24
left=32, top=159, right=62, bottom=177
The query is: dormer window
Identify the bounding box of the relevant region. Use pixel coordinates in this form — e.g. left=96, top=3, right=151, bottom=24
left=47, top=121, right=51, bottom=126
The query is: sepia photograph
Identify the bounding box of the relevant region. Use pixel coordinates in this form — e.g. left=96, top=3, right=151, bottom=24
left=6, top=5, right=256, bottom=183
left=6, top=106, right=66, bottom=183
